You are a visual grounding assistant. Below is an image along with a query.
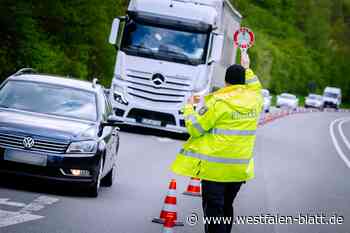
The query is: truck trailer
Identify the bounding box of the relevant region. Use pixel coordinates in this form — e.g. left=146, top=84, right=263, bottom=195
left=108, top=0, right=242, bottom=133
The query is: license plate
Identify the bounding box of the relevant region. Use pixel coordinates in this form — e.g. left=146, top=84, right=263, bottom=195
left=4, top=149, right=47, bottom=166
left=141, top=118, right=162, bottom=126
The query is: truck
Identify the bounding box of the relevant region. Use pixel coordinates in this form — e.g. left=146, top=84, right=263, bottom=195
left=108, top=0, right=242, bottom=133
left=323, top=87, right=342, bottom=109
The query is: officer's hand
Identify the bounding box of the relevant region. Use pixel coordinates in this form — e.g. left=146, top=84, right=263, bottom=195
left=187, top=96, right=195, bottom=105
left=241, top=49, right=250, bottom=69
left=187, top=96, right=201, bottom=105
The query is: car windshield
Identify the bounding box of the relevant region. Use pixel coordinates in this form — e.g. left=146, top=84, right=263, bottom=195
left=308, top=95, right=322, bottom=100
left=324, top=92, right=338, bottom=98
left=121, top=21, right=209, bottom=65
left=0, top=80, right=97, bottom=121
left=281, top=94, right=295, bottom=100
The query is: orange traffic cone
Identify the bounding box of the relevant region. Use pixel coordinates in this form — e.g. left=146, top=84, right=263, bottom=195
left=183, top=177, right=201, bottom=197
left=152, top=179, right=184, bottom=226
left=162, top=218, right=175, bottom=233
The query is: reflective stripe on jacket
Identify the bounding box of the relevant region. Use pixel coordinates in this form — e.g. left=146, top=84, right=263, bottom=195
left=171, top=84, right=262, bottom=182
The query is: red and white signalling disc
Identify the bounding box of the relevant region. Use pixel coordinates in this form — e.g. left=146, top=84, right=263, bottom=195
left=234, top=27, right=255, bottom=49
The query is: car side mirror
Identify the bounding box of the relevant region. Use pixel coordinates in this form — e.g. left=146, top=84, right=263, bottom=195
left=109, top=18, right=120, bottom=45
left=102, top=115, right=123, bottom=127
left=208, top=33, right=224, bottom=64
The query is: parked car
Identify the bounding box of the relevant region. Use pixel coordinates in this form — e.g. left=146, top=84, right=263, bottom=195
left=323, top=87, right=342, bottom=109
left=261, top=89, right=272, bottom=113
left=276, top=93, right=299, bottom=110
left=0, top=68, right=121, bottom=197
left=305, top=94, right=324, bottom=110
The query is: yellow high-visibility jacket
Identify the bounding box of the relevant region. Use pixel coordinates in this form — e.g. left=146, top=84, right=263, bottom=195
left=171, top=84, right=262, bottom=182
left=246, top=68, right=262, bottom=92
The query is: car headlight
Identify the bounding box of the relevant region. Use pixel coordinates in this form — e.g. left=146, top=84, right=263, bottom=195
left=67, top=141, right=97, bottom=153
left=113, top=84, right=128, bottom=105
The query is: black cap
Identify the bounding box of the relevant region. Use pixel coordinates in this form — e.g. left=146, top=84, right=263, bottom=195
left=225, top=64, right=245, bottom=85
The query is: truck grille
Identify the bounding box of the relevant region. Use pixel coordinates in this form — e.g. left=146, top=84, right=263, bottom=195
left=0, top=133, right=68, bottom=154
left=125, top=70, right=191, bottom=104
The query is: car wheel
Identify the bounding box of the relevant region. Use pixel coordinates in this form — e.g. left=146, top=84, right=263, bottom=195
left=87, top=158, right=103, bottom=197
left=101, top=165, right=116, bottom=187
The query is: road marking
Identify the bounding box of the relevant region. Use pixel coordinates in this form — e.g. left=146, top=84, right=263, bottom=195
left=338, top=119, right=350, bottom=151
left=330, top=118, right=350, bottom=169
left=0, top=196, right=59, bottom=228
left=0, top=210, right=43, bottom=228
left=0, top=199, right=26, bottom=207
left=20, top=196, right=59, bottom=213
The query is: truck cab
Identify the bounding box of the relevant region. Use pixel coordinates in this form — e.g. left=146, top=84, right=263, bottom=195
left=108, top=0, right=241, bottom=133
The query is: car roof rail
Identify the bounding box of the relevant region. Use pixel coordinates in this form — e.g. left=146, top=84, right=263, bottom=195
left=13, top=68, right=37, bottom=76
left=92, top=78, right=100, bottom=88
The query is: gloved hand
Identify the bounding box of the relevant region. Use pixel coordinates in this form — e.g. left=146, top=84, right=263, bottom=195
left=241, top=49, right=250, bottom=69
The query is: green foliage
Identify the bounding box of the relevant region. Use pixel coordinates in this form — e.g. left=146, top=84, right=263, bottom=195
left=0, top=0, right=127, bottom=87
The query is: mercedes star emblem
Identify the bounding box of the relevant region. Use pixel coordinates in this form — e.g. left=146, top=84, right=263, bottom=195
left=151, top=73, right=165, bottom=87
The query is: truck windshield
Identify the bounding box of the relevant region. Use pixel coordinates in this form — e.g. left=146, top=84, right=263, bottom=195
left=324, top=92, right=338, bottom=98
left=121, top=21, right=209, bottom=65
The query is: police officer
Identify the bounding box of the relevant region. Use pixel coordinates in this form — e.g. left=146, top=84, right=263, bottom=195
left=171, top=57, right=262, bottom=233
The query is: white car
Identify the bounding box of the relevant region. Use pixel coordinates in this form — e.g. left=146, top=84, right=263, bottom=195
left=276, top=93, right=299, bottom=110
left=261, top=89, right=271, bottom=113
left=305, top=94, right=324, bottom=110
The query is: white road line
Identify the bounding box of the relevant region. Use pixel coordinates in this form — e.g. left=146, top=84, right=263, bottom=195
left=0, top=210, right=43, bottom=228
left=20, top=196, right=59, bottom=213
left=338, top=119, right=350, bottom=151
left=330, top=118, right=350, bottom=169
left=0, top=199, right=26, bottom=207
left=0, top=196, right=59, bottom=228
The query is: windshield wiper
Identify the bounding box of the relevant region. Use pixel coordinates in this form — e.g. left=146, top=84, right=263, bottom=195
left=128, top=45, right=153, bottom=53
left=158, top=50, right=198, bottom=65
left=126, top=45, right=157, bottom=58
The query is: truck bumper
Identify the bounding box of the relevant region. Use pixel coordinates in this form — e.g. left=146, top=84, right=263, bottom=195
left=112, top=102, right=187, bottom=134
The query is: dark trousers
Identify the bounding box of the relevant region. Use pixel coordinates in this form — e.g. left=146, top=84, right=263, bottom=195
left=202, top=180, right=244, bottom=233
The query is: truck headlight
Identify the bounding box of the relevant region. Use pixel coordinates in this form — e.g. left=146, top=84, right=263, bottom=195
left=113, top=84, right=128, bottom=105
left=67, top=141, right=97, bottom=153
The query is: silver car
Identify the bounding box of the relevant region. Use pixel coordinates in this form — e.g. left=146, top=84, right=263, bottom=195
left=305, top=94, right=324, bottom=110
left=276, top=93, right=299, bottom=110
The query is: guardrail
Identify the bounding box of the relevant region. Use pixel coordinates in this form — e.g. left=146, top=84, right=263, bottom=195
left=258, top=108, right=350, bottom=127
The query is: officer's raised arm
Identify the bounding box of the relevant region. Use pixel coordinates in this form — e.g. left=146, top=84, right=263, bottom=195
left=241, top=50, right=262, bottom=92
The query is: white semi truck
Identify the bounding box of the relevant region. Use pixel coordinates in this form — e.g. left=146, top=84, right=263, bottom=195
left=108, top=0, right=242, bottom=133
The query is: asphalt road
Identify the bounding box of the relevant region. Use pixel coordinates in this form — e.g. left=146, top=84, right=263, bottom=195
left=1, top=110, right=350, bottom=233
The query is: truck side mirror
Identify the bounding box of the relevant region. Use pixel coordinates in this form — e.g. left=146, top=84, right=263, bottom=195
left=109, top=18, right=120, bottom=45
left=209, top=34, right=224, bottom=64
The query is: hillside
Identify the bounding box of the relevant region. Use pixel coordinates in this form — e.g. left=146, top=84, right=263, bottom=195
left=0, top=0, right=349, bottom=101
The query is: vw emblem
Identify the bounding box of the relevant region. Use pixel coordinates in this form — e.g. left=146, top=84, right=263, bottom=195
left=151, top=73, right=165, bottom=87
left=23, top=137, right=35, bottom=149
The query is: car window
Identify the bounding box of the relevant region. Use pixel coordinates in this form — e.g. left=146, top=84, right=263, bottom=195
left=281, top=94, right=296, bottom=99
left=0, top=80, right=97, bottom=121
